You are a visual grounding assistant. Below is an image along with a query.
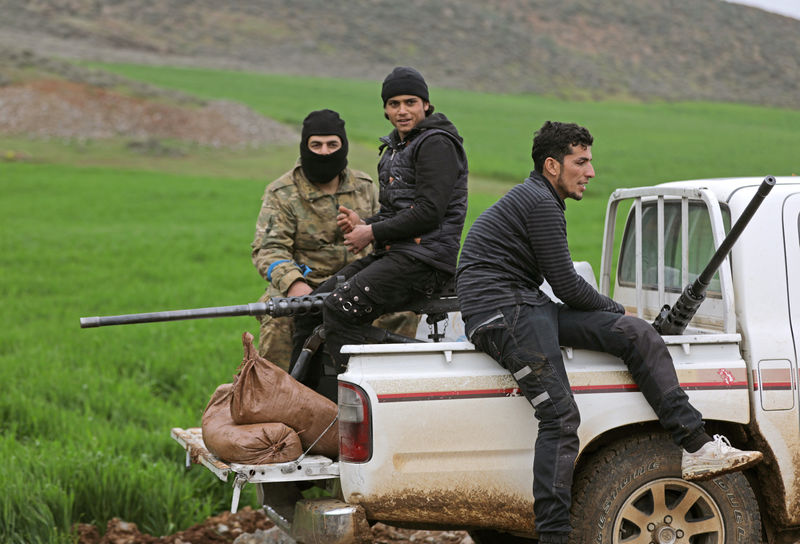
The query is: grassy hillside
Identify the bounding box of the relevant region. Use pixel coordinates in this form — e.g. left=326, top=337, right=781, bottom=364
left=2, top=0, right=799, bottom=109
left=91, top=63, right=800, bottom=180
left=89, top=62, right=800, bottom=259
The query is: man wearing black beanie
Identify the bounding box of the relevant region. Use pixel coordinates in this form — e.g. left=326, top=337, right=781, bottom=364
left=252, top=109, right=417, bottom=371
left=291, top=67, right=469, bottom=390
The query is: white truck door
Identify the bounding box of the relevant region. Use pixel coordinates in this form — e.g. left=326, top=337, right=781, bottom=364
left=784, top=194, right=800, bottom=425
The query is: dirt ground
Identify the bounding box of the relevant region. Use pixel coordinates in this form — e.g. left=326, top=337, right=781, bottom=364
left=72, top=507, right=474, bottom=544
left=0, top=78, right=297, bottom=149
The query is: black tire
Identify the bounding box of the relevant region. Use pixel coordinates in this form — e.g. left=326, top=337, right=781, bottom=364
left=570, top=433, right=761, bottom=544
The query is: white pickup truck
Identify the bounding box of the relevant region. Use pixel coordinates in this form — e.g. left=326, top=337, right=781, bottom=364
left=160, top=176, right=800, bottom=543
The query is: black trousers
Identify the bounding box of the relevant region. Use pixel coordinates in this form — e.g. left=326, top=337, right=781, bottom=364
left=292, top=251, right=441, bottom=390
left=465, top=302, right=705, bottom=540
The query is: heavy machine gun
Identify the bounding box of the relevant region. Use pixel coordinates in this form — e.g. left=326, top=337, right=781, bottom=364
left=80, top=286, right=461, bottom=381
left=652, top=175, right=776, bottom=335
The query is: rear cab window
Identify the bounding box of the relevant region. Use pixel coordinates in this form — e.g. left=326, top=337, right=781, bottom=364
left=618, top=201, right=731, bottom=298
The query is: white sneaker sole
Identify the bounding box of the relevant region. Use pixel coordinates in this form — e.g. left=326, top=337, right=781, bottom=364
left=682, top=452, right=763, bottom=481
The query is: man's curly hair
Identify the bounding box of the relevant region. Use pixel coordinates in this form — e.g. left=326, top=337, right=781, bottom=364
left=531, top=121, right=593, bottom=174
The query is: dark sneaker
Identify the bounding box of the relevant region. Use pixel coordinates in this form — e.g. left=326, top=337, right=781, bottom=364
left=682, top=434, right=763, bottom=481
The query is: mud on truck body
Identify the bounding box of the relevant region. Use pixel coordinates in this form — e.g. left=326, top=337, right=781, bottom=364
left=83, top=176, right=800, bottom=544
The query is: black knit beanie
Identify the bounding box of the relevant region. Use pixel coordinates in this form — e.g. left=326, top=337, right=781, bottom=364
left=299, top=109, right=348, bottom=185
left=381, top=66, right=429, bottom=105
left=301, top=109, right=348, bottom=150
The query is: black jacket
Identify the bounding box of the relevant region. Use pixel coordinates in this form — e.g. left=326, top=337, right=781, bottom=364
left=367, top=113, right=468, bottom=274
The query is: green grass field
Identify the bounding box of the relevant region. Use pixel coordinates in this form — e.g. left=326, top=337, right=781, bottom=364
left=2, top=63, right=799, bottom=542
left=86, top=62, right=800, bottom=259
left=1, top=163, right=268, bottom=542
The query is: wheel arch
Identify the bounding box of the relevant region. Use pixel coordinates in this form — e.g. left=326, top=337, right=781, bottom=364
left=576, top=418, right=767, bottom=472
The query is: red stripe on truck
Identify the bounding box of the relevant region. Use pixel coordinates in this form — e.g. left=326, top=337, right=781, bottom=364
left=376, top=380, right=748, bottom=402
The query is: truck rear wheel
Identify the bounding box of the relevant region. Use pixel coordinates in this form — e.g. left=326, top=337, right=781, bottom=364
left=570, top=432, right=761, bottom=543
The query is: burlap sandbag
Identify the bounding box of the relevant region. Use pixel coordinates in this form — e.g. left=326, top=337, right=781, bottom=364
left=201, top=383, right=304, bottom=464
left=230, top=332, right=339, bottom=458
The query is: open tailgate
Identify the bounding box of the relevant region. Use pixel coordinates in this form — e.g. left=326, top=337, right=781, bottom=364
left=170, top=427, right=339, bottom=512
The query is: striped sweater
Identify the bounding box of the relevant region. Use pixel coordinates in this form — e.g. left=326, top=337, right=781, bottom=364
left=456, top=171, right=624, bottom=321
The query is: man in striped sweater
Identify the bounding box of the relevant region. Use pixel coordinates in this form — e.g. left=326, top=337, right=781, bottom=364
left=455, top=121, right=761, bottom=544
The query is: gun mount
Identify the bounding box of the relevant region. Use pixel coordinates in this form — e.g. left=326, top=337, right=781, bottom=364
left=652, top=175, right=776, bottom=335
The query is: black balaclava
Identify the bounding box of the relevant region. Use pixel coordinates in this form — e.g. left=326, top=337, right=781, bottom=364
left=300, top=109, right=348, bottom=185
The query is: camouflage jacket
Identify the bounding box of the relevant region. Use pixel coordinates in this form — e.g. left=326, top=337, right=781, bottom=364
left=251, top=161, right=378, bottom=294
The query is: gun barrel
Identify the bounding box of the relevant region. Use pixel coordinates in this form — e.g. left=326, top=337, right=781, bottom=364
left=693, top=175, right=776, bottom=292
left=653, top=175, right=776, bottom=335
left=80, top=294, right=328, bottom=328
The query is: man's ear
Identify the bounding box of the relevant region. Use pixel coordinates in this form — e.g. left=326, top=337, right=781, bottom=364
left=544, top=157, right=561, bottom=177
left=423, top=101, right=430, bottom=112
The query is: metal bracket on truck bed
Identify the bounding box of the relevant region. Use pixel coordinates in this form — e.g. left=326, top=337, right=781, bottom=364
left=171, top=427, right=339, bottom=513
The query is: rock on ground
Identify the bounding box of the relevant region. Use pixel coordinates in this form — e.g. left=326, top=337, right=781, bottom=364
left=72, top=509, right=476, bottom=544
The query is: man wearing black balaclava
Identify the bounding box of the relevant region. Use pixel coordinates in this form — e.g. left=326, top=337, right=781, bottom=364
left=290, top=67, right=469, bottom=395
left=298, top=109, right=349, bottom=191
left=252, top=109, right=418, bottom=371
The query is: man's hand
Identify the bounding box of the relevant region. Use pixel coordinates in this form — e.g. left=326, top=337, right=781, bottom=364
left=337, top=205, right=363, bottom=234
left=287, top=280, right=313, bottom=297
left=344, top=224, right=375, bottom=254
